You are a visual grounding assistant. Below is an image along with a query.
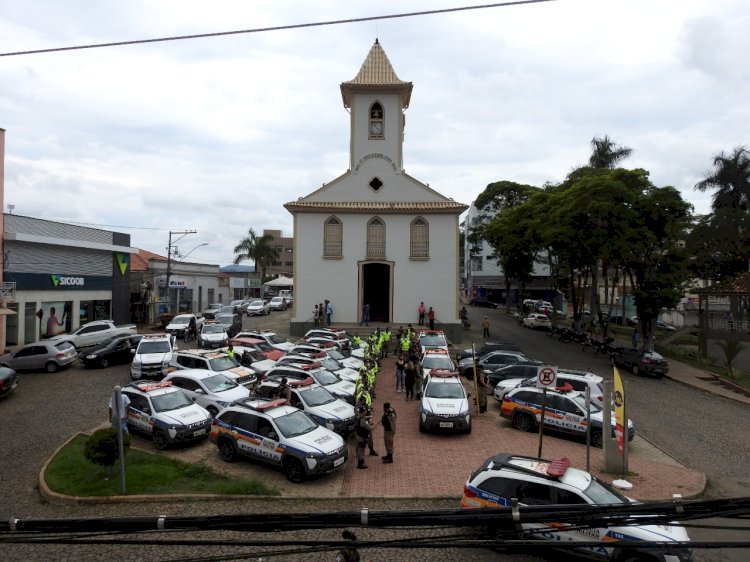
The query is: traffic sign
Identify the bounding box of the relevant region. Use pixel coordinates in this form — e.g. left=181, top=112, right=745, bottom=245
left=536, top=365, right=558, bottom=389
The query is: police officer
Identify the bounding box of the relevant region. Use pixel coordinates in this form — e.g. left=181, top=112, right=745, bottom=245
left=275, top=377, right=292, bottom=402
left=226, top=344, right=235, bottom=359
left=355, top=407, right=374, bottom=469
left=381, top=402, right=396, bottom=464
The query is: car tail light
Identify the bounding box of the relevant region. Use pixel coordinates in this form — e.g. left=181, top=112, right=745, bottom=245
left=463, top=486, right=477, bottom=498
left=596, top=395, right=603, bottom=401
left=55, top=353, right=66, bottom=359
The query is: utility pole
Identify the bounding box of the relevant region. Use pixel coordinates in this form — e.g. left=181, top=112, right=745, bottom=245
left=165, top=230, right=196, bottom=313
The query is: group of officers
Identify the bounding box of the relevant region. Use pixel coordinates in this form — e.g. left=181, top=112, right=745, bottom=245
left=351, top=325, right=424, bottom=469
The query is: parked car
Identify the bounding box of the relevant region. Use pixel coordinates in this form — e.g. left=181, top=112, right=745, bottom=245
left=278, top=289, right=293, bottom=305
left=238, top=330, right=296, bottom=353
left=214, top=313, right=241, bottom=338
left=228, top=337, right=285, bottom=361
left=163, top=368, right=251, bottom=417
left=0, top=367, right=19, bottom=398
left=484, top=361, right=543, bottom=389
left=269, top=296, right=288, bottom=311
left=170, top=349, right=257, bottom=389
left=47, top=319, right=137, bottom=350
left=419, top=370, right=471, bottom=434
left=210, top=398, right=347, bottom=482
left=611, top=348, right=670, bottom=377
left=245, top=299, right=271, bottom=316
left=458, top=350, right=529, bottom=379
left=165, top=313, right=203, bottom=340
left=522, top=313, right=552, bottom=330
left=264, top=363, right=357, bottom=405
left=0, top=340, right=77, bottom=373
left=201, top=303, right=223, bottom=320
left=200, top=321, right=229, bottom=349
left=469, top=296, right=498, bottom=308
left=80, top=333, right=143, bottom=368
left=130, top=333, right=176, bottom=380
left=460, top=453, right=691, bottom=560
left=455, top=341, right=523, bottom=362
left=416, top=330, right=450, bottom=352
left=494, top=369, right=605, bottom=403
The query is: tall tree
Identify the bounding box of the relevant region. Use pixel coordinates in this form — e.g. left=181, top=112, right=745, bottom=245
left=589, top=135, right=633, bottom=169
left=233, top=228, right=280, bottom=285
left=695, top=146, right=750, bottom=211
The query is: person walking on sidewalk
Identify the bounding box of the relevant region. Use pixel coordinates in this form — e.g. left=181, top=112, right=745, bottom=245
left=481, top=316, right=490, bottom=338
left=381, top=402, right=396, bottom=464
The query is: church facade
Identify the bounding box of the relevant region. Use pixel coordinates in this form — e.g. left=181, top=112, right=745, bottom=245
left=284, top=40, right=467, bottom=340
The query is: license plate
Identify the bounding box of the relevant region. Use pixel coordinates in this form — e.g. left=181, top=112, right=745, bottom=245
left=333, top=456, right=345, bottom=467
left=193, top=428, right=207, bottom=437
left=439, top=422, right=454, bottom=428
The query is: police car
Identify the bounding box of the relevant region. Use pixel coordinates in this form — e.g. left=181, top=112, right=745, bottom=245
left=265, top=363, right=357, bottom=404
left=199, top=320, right=228, bottom=349
left=288, top=343, right=363, bottom=374
left=163, top=368, right=251, bottom=417
left=130, top=334, right=176, bottom=380
left=257, top=376, right=356, bottom=436
left=420, top=349, right=456, bottom=377
left=209, top=397, right=347, bottom=483
left=500, top=385, right=635, bottom=448
left=419, top=369, right=472, bottom=434
left=170, top=349, right=257, bottom=389
left=276, top=352, right=359, bottom=383
left=416, top=330, right=450, bottom=353
left=121, top=380, right=212, bottom=449
left=236, top=330, right=296, bottom=353
left=460, top=453, right=692, bottom=561
left=494, top=370, right=605, bottom=402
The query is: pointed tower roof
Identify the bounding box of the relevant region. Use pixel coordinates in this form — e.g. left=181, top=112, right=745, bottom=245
left=341, top=39, right=413, bottom=109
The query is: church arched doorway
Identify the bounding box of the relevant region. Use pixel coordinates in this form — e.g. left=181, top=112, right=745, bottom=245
left=360, top=262, right=391, bottom=323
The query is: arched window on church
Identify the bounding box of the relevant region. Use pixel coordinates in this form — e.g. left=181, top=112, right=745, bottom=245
left=369, top=102, right=384, bottom=139
left=367, top=217, right=385, bottom=258
left=410, top=217, right=429, bottom=258
left=323, top=216, right=342, bottom=258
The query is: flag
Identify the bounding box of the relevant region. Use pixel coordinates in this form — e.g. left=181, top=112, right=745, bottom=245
left=613, top=366, right=625, bottom=455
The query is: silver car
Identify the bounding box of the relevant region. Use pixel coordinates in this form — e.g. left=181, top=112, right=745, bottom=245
left=0, top=340, right=77, bottom=373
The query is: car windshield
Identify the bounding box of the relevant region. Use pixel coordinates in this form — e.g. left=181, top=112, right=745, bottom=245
left=203, top=325, right=225, bottom=334
left=171, top=317, right=190, bottom=325
left=318, top=357, right=342, bottom=371
left=425, top=381, right=465, bottom=399
left=255, top=341, right=273, bottom=351
left=216, top=316, right=234, bottom=325
left=202, top=374, right=238, bottom=393
left=300, top=386, right=336, bottom=407
left=583, top=476, right=630, bottom=505
left=271, top=298, right=283, bottom=303
left=267, top=334, right=286, bottom=345
left=422, top=355, right=454, bottom=370
left=275, top=410, right=318, bottom=438
left=138, top=341, right=171, bottom=354
left=569, top=393, right=602, bottom=413
left=419, top=334, right=447, bottom=347
left=208, top=355, right=240, bottom=371
left=327, top=349, right=346, bottom=361
left=249, top=300, right=263, bottom=307
left=151, top=391, right=193, bottom=412
left=311, top=369, right=340, bottom=385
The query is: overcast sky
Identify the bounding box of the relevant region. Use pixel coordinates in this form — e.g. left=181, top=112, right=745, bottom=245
left=1, top=0, right=748, bottom=267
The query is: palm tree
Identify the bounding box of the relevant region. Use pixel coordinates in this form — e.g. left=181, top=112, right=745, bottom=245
left=233, top=228, right=280, bottom=286
left=588, top=135, right=633, bottom=169
left=695, top=146, right=750, bottom=211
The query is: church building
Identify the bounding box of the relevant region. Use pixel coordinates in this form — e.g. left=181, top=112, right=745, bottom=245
left=284, top=40, right=468, bottom=340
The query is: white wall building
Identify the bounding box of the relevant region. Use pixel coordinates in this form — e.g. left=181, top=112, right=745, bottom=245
left=285, top=40, right=467, bottom=339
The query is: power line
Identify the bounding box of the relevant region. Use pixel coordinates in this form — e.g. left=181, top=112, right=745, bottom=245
left=0, top=1, right=557, bottom=57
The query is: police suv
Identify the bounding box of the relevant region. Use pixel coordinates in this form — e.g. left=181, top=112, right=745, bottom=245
left=170, top=349, right=257, bottom=390
left=420, top=349, right=456, bottom=378
left=209, top=398, right=348, bottom=483
left=500, top=385, right=635, bottom=448
left=199, top=320, right=228, bottom=349
left=236, top=330, right=295, bottom=353
left=264, top=363, right=356, bottom=404
left=276, top=352, right=359, bottom=383
left=419, top=369, right=472, bottom=434
left=130, top=334, right=176, bottom=380
left=460, top=453, right=691, bottom=561
left=494, top=370, right=605, bottom=403
left=121, top=380, right=212, bottom=449
left=163, top=368, right=251, bottom=417
left=257, top=376, right=356, bottom=436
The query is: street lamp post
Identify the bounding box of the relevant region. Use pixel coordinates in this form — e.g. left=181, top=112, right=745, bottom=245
left=165, top=230, right=197, bottom=313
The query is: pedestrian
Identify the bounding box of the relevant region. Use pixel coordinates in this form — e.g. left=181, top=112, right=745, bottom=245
left=427, top=307, right=435, bottom=330
left=726, top=311, right=735, bottom=331
left=631, top=327, right=639, bottom=349
left=313, top=304, right=319, bottom=327
left=414, top=360, right=424, bottom=400
left=355, top=407, right=374, bottom=469
left=418, top=302, right=426, bottom=326
left=404, top=357, right=416, bottom=400
left=381, top=402, right=396, bottom=464
left=109, top=389, right=131, bottom=433
left=360, top=303, right=370, bottom=327
left=395, top=354, right=405, bottom=392
left=274, top=377, right=292, bottom=402
left=326, top=300, right=333, bottom=326
left=226, top=344, right=235, bottom=359
left=481, top=316, right=490, bottom=338
left=335, top=530, right=361, bottom=562
left=476, top=365, right=488, bottom=413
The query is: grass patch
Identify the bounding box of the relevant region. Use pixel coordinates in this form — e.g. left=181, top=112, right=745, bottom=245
left=656, top=343, right=750, bottom=391
left=45, top=435, right=280, bottom=497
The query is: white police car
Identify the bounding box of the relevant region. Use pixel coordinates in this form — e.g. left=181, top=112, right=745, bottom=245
left=265, top=363, right=357, bottom=405
left=291, top=341, right=364, bottom=370
left=420, top=349, right=456, bottom=378
left=419, top=369, right=471, bottom=434
left=460, top=453, right=691, bottom=561
left=494, top=370, right=605, bottom=403
left=236, top=330, right=296, bottom=352
left=209, top=397, right=347, bottom=482
left=130, top=334, right=176, bottom=380
left=163, top=368, right=251, bottom=417
left=121, top=380, right=212, bottom=449
left=169, top=349, right=257, bottom=389
left=257, top=376, right=356, bottom=436
left=200, top=320, right=228, bottom=349
left=276, top=352, right=359, bottom=383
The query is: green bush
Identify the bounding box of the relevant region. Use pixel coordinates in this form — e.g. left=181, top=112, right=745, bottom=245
left=84, top=428, right=131, bottom=469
